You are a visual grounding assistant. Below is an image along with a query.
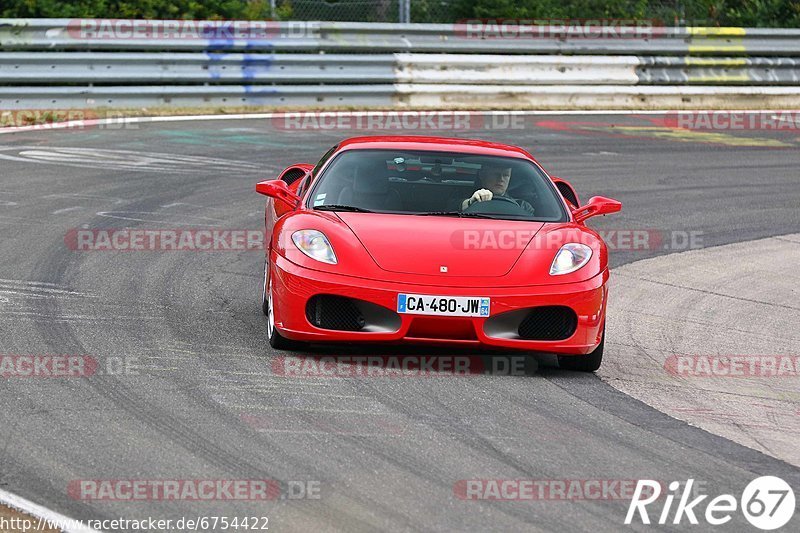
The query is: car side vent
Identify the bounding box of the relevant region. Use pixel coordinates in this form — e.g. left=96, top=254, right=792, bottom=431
left=518, top=306, right=577, bottom=340
left=282, top=168, right=307, bottom=186
left=306, top=295, right=366, bottom=331
left=555, top=182, right=579, bottom=208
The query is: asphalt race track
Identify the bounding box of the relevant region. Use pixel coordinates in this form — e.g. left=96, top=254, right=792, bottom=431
left=604, top=234, right=800, bottom=468
left=1, top=114, right=799, bottom=532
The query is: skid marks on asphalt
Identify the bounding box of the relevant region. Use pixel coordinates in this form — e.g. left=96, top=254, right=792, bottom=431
left=0, top=146, right=264, bottom=173
left=0, top=282, right=170, bottom=324
left=198, top=363, right=591, bottom=446
left=0, top=278, right=96, bottom=307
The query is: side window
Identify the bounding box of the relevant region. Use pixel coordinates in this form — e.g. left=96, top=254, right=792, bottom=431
left=312, top=144, right=339, bottom=178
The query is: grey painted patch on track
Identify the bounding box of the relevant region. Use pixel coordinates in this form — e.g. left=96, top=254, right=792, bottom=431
left=602, top=234, right=800, bottom=466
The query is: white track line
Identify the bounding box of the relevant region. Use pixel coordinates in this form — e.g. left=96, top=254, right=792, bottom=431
left=1, top=109, right=799, bottom=135
left=0, top=488, right=102, bottom=533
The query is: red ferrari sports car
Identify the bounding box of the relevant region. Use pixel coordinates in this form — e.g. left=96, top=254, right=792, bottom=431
left=256, top=136, right=621, bottom=371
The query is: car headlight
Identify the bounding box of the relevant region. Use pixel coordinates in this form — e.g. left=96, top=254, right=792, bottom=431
left=550, top=243, right=592, bottom=275
left=292, top=230, right=337, bottom=264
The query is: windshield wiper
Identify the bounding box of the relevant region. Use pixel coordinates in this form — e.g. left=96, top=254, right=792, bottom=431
left=314, top=204, right=374, bottom=213
left=416, top=211, right=497, bottom=219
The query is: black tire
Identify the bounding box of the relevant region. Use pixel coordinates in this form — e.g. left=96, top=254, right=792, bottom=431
left=263, top=260, right=305, bottom=351
left=558, top=329, right=604, bottom=372
left=261, top=259, right=270, bottom=316
left=268, top=320, right=305, bottom=351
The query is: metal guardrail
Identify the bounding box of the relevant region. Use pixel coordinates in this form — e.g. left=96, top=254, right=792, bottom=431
left=398, top=54, right=800, bottom=85
left=3, top=20, right=800, bottom=55
left=4, top=84, right=799, bottom=111
left=0, top=53, right=395, bottom=83
left=637, top=56, right=800, bottom=84
left=0, top=84, right=396, bottom=109
left=0, top=20, right=799, bottom=111
left=1, top=52, right=797, bottom=87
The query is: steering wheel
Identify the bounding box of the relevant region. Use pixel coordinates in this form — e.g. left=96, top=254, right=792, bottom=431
left=464, top=196, right=530, bottom=216
left=487, top=196, right=518, bottom=205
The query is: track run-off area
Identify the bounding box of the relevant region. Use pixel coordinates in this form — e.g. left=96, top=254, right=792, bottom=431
left=0, top=111, right=799, bottom=532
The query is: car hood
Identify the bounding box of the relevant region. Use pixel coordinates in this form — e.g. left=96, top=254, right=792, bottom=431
left=337, top=213, right=545, bottom=277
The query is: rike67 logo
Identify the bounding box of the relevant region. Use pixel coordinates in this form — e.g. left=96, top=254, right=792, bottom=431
left=626, top=476, right=795, bottom=530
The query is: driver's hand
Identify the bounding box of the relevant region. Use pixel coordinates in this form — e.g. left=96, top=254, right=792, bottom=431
left=463, top=188, right=493, bottom=209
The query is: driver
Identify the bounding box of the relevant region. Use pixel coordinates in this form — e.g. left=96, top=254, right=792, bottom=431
left=461, top=163, right=534, bottom=214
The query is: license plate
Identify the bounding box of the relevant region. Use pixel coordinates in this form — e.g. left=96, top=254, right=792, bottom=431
left=397, top=294, right=490, bottom=317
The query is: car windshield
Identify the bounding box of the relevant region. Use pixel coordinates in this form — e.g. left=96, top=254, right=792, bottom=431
left=306, top=149, right=568, bottom=222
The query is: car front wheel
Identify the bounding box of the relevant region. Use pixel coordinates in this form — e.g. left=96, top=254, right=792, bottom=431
left=557, top=328, right=604, bottom=372
left=262, top=260, right=305, bottom=351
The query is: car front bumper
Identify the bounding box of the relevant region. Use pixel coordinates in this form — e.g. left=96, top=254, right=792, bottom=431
left=271, top=254, right=607, bottom=355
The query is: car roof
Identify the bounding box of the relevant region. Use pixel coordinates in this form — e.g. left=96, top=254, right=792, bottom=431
left=336, top=136, right=537, bottom=161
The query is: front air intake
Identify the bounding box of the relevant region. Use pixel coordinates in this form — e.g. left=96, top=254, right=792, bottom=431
left=517, top=306, right=577, bottom=341
left=306, top=295, right=366, bottom=331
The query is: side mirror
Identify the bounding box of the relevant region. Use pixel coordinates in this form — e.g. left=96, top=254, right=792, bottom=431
left=255, top=179, right=301, bottom=208
left=572, top=196, right=622, bottom=224
left=552, top=177, right=580, bottom=208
